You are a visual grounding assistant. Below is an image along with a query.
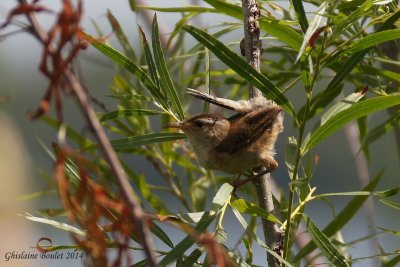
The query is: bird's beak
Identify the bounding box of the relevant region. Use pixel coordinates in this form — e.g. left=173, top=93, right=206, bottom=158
left=165, top=121, right=183, bottom=129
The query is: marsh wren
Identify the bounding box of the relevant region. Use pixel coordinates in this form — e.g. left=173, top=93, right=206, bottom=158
left=167, top=90, right=283, bottom=174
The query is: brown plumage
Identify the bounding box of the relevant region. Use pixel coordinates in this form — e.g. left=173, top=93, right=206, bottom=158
left=167, top=99, right=283, bottom=174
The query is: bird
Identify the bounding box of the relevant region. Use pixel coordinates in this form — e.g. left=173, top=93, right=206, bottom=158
left=167, top=90, right=283, bottom=174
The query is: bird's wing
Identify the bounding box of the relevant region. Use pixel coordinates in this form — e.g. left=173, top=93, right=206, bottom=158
left=215, top=106, right=282, bottom=154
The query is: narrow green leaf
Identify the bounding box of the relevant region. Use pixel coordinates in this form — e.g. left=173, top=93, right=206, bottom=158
left=258, top=18, right=303, bottom=51
left=299, top=56, right=312, bottom=91
left=99, top=109, right=164, bottom=122
left=291, top=0, right=309, bottom=33
left=357, top=115, right=369, bottom=159
left=294, top=171, right=382, bottom=262
left=304, top=215, right=349, bottom=267
left=380, top=199, right=400, bottom=211
left=346, top=29, right=400, bottom=55
left=139, top=6, right=214, bottom=12
left=132, top=259, right=149, bottom=267
left=316, top=191, right=371, bottom=197
left=320, top=91, right=365, bottom=126
left=151, top=223, right=174, bottom=248
left=178, top=212, right=205, bottom=224
left=210, top=183, right=234, bottom=213
left=383, top=254, right=400, bottom=267
left=375, top=188, right=400, bottom=197
left=34, top=244, right=81, bottom=252
left=337, top=0, right=369, bottom=11
left=128, top=0, right=136, bottom=11
left=111, top=132, right=186, bottom=150
left=357, top=65, right=400, bottom=83
left=82, top=32, right=169, bottom=110
left=285, top=136, right=298, bottom=180
left=152, top=14, right=185, bottom=120
left=181, top=249, right=202, bottom=267
left=373, top=0, right=397, bottom=5
left=107, top=94, right=153, bottom=101
left=183, top=25, right=295, bottom=116
left=106, top=10, right=136, bottom=61
left=376, top=227, right=400, bottom=237
left=203, top=0, right=242, bottom=17
left=289, top=177, right=311, bottom=190
left=23, top=213, right=85, bottom=236
left=138, top=26, right=159, bottom=87
left=302, top=95, right=400, bottom=155
left=160, top=184, right=232, bottom=265
left=230, top=198, right=282, bottom=224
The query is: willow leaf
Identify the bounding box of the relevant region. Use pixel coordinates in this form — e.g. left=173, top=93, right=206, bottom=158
left=346, top=29, right=400, bottom=55
left=291, top=0, right=309, bottom=33
left=139, top=6, right=214, bottom=13
left=152, top=15, right=185, bottom=120
left=230, top=198, right=282, bottom=224
left=139, top=26, right=159, bottom=87
left=304, top=215, right=349, bottom=267
left=302, top=95, right=400, bottom=155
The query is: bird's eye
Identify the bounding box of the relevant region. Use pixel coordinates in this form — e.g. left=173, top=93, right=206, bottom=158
left=194, top=121, right=204, bottom=128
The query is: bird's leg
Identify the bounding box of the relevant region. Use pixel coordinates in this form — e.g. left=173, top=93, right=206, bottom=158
left=233, top=173, right=243, bottom=184
left=231, top=169, right=271, bottom=189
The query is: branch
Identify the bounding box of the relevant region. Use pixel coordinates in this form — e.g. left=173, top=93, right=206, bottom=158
left=66, top=70, right=158, bottom=266
left=241, top=1, right=283, bottom=266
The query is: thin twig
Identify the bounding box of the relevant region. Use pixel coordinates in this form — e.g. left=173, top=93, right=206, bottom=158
left=66, top=70, right=158, bottom=266
left=16, top=0, right=158, bottom=265
left=241, top=1, right=283, bottom=266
